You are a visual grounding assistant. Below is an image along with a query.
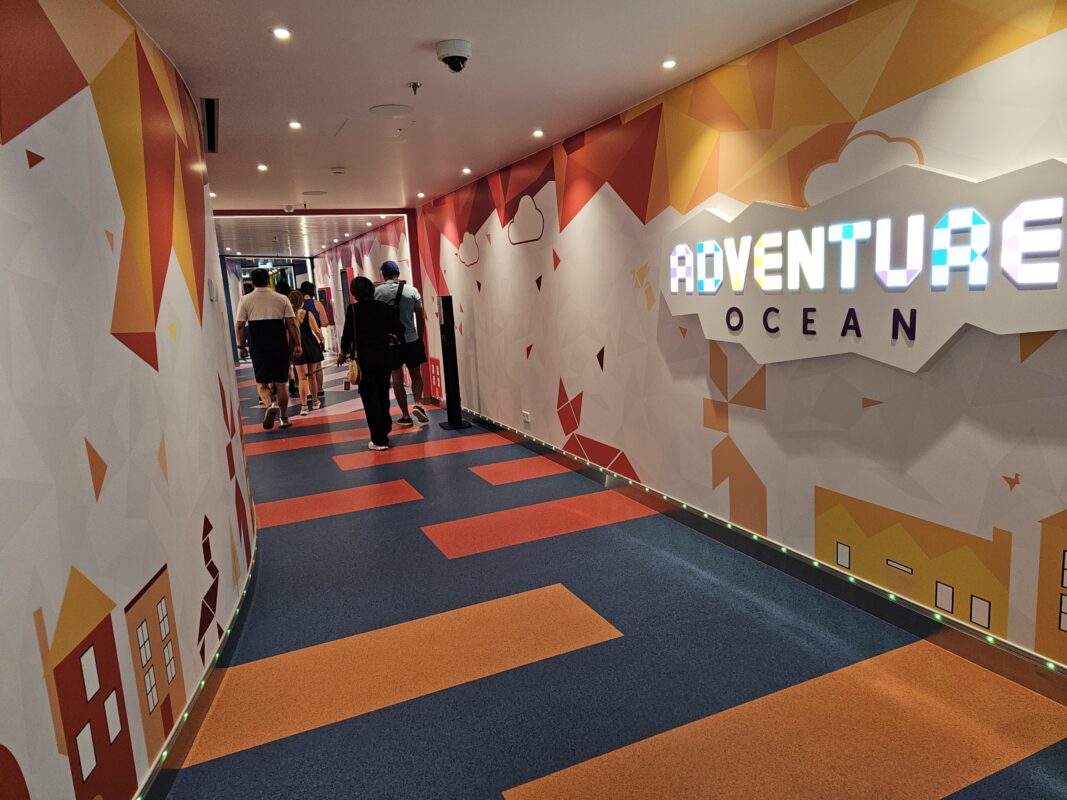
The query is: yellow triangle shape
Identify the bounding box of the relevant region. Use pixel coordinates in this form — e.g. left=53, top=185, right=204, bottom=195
left=84, top=438, right=107, bottom=500
left=44, top=567, right=117, bottom=671
left=171, top=143, right=201, bottom=319
left=707, top=64, right=760, bottom=130
left=728, top=125, right=825, bottom=194
left=136, top=31, right=186, bottom=143
left=158, top=434, right=169, bottom=481
left=950, top=0, right=1056, bottom=35
left=663, top=106, right=720, bottom=213
left=773, top=40, right=856, bottom=128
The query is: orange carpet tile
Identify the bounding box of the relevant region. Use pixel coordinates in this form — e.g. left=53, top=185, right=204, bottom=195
left=504, top=640, right=1067, bottom=800
left=255, top=480, right=423, bottom=528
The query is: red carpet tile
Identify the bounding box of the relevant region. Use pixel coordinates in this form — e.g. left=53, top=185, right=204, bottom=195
left=470, top=455, right=575, bottom=485
left=245, top=425, right=417, bottom=456
left=256, top=480, right=423, bottom=528
left=422, top=489, right=658, bottom=558
left=333, top=433, right=512, bottom=471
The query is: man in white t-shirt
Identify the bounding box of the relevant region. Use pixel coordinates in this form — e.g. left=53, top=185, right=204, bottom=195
left=374, top=261, right=428, bottom=425
left=235, top=269, right=302, bottom=430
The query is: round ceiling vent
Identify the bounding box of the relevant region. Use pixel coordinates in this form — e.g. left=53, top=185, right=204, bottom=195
left=302, top=190, right=328, bottom=196
left=369, top=104, right=414, bottom=117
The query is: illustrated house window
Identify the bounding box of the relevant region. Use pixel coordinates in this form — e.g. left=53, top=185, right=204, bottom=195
left=144, top=666, right=159, bottom=712
left=836, top=542, right=850, bottom=569
left=164, top=641, right=176, bottom=683
left=104, top=690, right=122, bottom=743
left=1059, top=594, right=1067, bottom=633
left=80, top=646, right=100, bottom=701
left=157, top=596, right=170, bottom=640
left=935, top=582, right=954, bottom=613
left=136, top=620, right=151, bottom=667
left=1062, top=550, right=1067, bottom=588
left=76, top=722, right=96, bottom=780
left=970, top=595, right=991, bottom=629
left=886, top=559, right=913, bottom=574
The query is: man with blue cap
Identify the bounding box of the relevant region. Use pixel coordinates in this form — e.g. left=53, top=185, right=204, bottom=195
left=374, top=261, right=428, bottom=425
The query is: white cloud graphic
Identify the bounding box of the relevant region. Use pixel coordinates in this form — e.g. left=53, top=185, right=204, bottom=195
left=507, top=195, right=545, bottom=245
left=803, top=132, right=923, bottom=206
left=457, top=231, right=480, bottom=266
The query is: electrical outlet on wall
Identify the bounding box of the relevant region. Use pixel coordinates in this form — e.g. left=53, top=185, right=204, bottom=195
left=521, top=410, right=531, bottom=425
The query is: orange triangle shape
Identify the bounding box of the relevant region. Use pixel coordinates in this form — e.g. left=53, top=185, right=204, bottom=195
left=104, top=230, right=115, bottom=251
left=730, top=366, right=766, bottom=410
left=1020, top=331, right=1057, bottom=362
left=861, top=397, right=884, bottom=408
left=84, top=439, right=107, bottom=500
left=679, top=327, right=688, bottom=338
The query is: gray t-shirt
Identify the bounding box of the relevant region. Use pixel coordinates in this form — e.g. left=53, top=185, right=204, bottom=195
left=374, top=280, right=422, bottom=343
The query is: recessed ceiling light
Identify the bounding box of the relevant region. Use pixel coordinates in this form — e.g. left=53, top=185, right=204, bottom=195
left=662, top=59, right=677, bottom=69
left=272, top=27, right=291, bottom=40
left=417, top=192, right=425, bottom=199
left=343, top=232, right=349, bottom=236
left=333, top=238, right=338, bottom=243
left=236, top=251, right=242, bottom=255
left=379, top=214, right=386, bottom=219
left=288, top=120, right=301, bottom=130
left=462, top=167, right=472, bottom=175
left=366, top=221, right=373, bottom=226
left=257, top=163, right=268, bottom=172
left=225, top=247, right=231, bottom=251
left=209, top=191, right=217, bottom=198
left=532, top=129, right=544, bottom=138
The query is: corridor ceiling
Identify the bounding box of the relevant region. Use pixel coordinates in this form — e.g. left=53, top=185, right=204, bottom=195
left=125, top=0, right=846, bottom=212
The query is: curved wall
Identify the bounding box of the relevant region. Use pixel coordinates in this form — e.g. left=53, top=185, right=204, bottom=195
left=0, top=1, right=254, bottom=797
left=417, top=0, right=1067, bottom=666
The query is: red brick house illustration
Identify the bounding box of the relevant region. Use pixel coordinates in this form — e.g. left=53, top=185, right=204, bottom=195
left=0, top=745, right=31, bottom=799
left=33, top=567, right=137, bottom=800
left=124, top=565, right=187, bottom=759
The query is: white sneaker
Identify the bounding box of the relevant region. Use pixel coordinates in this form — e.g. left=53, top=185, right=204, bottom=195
left=312, top=400, right=322, bottom=410
left=262, top=404, right=278, bottom=430
left=299, top=405, right=309, bottom=416
left=368, top=442, right=389, bottom=451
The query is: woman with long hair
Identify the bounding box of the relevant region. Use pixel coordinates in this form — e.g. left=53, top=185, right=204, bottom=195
left=339, top=276, right=403, bottom=449
left=288, top=290, right=326, bottom=415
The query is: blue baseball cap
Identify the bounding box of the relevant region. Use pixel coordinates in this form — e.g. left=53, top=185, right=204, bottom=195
left=381, top=260, right=401, bottom=276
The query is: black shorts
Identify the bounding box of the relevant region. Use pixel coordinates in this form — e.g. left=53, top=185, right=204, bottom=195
left=389, top=338, right=427, bottom=371
left=251, top=341, right=290, bottom=384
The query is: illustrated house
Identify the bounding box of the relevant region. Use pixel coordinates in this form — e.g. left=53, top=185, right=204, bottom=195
left=1035, top=509, right=1067, bottom=665
left=124, top=565, right=187, bottom=760
left=33, top=567, right=137, bottom=800
left=814, top=487, right=1012, bottom=636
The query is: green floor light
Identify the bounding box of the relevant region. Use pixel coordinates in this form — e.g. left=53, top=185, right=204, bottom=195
left=726, top=523, right=732, bottom=529
left=934, top=613, right=942, bottom=621
left=780, top=546, right=787, bottom=553
left=161, top=749, right=168, bottom=762
left=682, top=504, right=687, bottom=510
left=752, top=533, right=758, bottom=540
left=812, top=560, right=819, bottom=567
left=183, top=712, right=189, bottom=721
left=888, top=593, right=896, bottom=601
left=985, top=635, right=995, bottom=644
left=200, top=679, right=205, bottom=688
left=1047, top=661, right=1057, bottom=671
left=848, top=576, right=856, bottom=584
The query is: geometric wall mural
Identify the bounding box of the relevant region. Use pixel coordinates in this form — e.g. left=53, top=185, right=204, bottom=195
left=0, top=2, right=252, bottom=797
left=418, top=0, right=1067, bottom=666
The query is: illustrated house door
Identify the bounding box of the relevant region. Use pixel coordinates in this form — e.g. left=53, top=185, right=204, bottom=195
left=161, top=695, right=174, bottom=736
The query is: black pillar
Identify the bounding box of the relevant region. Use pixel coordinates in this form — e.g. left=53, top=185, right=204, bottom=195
left=438, top=295, right=472, bottom=430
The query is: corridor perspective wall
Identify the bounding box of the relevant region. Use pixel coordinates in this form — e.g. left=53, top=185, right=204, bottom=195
left=0, top=2, right=254, bottom=797
left=416, top=0, right=1067, bottom=664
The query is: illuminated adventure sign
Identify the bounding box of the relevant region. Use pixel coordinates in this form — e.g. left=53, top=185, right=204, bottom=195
left=661, top=159, right=1066, bottom=372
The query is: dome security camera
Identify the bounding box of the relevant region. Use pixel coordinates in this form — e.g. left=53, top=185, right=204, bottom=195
left=436, top=39, right=472, bottom=73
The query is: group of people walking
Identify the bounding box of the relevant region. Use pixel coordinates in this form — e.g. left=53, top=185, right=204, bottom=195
left=234, top=261, right=428, bottom=448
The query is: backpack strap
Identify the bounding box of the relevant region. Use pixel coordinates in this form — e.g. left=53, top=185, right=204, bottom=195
left=393, top=280, right=406, bottom=307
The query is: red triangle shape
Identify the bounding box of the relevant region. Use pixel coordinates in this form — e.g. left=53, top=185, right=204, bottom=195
left=552, top=250, right=561, bottom=271
left=25, top=150, right=44, bottom=168
left=557, top=379, right=569, bottom=410
left=596, top=347, right=605, bottom=370
left=535, top=275, right=543, bottom=291
left=526, top=344, right=533, bottom=359
left=476, top=281, right=482, bottom=292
